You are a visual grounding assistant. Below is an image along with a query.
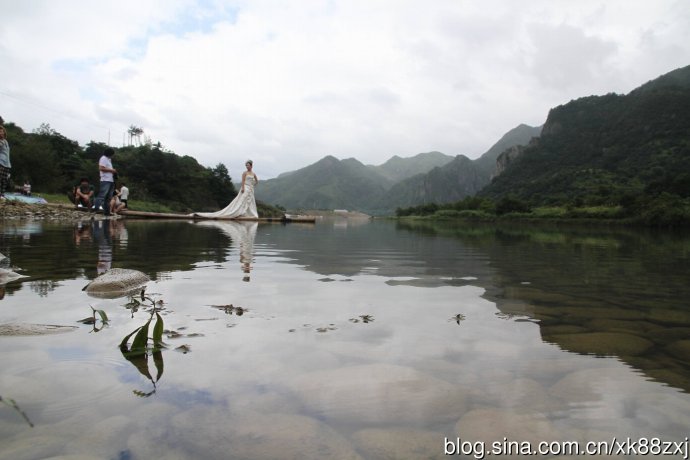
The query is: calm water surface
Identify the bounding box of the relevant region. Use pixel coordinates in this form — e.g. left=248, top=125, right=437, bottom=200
left=1, top=217, right=689, bottom=459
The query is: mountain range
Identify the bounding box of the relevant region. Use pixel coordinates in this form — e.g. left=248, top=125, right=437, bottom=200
left=256, top=64, right=689, bottom=215
left=255, top=124, right=541, bottom=214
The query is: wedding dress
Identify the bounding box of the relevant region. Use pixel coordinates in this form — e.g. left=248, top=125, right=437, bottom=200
left=193, top=173, right=258, bottom=219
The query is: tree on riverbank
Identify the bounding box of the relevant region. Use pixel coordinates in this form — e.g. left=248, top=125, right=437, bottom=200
left=3, top=122, right=239, bottom=212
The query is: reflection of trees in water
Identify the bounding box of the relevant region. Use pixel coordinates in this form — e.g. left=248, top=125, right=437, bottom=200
left=397, top=220, right=690, bottom=393
left=29, top=280, right=59, bottom=297
left=0, top=221, right=234, bottom=292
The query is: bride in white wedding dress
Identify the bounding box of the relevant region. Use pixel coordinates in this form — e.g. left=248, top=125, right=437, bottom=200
left=193, top=160, right=259, bottom=219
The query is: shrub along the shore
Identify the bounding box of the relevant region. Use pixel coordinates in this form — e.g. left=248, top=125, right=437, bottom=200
left=395, top=195, right=690, bottom=227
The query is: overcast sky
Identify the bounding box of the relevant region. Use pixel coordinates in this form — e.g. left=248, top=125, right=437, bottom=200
left=1, top=0, right=688, bottom=178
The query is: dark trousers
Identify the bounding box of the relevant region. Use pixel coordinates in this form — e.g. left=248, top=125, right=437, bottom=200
left=0, top=165, right=10, bottom=195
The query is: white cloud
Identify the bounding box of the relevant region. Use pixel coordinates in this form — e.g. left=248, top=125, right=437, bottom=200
left=1, top=0, right=688, bottom=178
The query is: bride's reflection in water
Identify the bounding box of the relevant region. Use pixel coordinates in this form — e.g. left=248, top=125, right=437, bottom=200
left=195, top=221, right=258, bottom=281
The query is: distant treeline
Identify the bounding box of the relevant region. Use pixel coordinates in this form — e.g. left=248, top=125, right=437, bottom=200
left=3, top=122, right=236, bottom=212
left=396, top=193, right=690, bottom=227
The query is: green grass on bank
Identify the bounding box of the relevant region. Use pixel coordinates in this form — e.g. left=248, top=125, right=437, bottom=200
left=37, top=193, right=175, bottom=213
left=37, top=193, right=284, bottom=216
left=401, top=205, right=633, bottom=224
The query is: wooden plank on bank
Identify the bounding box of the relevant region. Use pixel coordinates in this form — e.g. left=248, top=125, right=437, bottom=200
left=119, top=209, right=316, bottom=223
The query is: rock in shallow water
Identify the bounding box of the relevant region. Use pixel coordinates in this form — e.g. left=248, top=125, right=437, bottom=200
left=351, top=428, right=446, bottom=460
left=543, top=331, right=653, bottom=357
left=0, top=323, right=78, bottom=336
left=288, top=363, right=467, bottom=426
left=83, top=268, right=150, bottom=299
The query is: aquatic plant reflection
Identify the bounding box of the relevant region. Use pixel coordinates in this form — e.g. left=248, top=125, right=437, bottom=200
left=119, top=293, right=166, bottom=397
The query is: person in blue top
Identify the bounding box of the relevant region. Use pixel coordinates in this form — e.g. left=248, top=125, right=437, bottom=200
left=93, top=148, right=117, bottom=215
left=0, top=125, right=11, bottom=198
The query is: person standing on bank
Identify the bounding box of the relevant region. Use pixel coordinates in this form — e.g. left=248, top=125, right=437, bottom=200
left=0, top=126, right=11, bottom=199
left=94, top=148, right=117, bottom=215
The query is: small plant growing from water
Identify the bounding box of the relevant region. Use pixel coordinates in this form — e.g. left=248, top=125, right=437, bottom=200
left=77, top=306, right=109, bottom=332
left=0, top=394, right=33, bottom=427
left=450, top=313, right=466, bottom=324
left=119, top=290, right=166, bottom=397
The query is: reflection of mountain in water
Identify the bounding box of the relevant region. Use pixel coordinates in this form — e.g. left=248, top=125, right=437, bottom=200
left=2, top=218, right=689, bottom=394
left=253, top=218, right=492, bottom=280
left=395, top=220, right=690, bottom=393
left=256, top=217, right=690, bottom=392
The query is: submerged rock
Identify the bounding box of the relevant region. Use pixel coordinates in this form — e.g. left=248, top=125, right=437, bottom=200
left=83, top=268, right=150, bottom=299
left=543, top=332, right=653, bottom=357
left=666, top=340, right=690, bottom=362
left=129, top=407, right=363, bottom=460
left=455, top=408, right=561, bottom=448
left=0, top=323, right=78, bottom=336
left=351, top=428, right=445, bottom=460
left=0, top=268, right=27, bottom=285
left=288, top=363, right=467, bottom=426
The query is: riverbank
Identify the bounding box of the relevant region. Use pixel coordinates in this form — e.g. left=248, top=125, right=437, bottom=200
left=395, top=207, right=690, bottom=228
left=0, top=200, right=109, bottom=221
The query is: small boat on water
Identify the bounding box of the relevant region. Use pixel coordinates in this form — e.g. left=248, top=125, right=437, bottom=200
left=119, top=209, right=317, bottom=223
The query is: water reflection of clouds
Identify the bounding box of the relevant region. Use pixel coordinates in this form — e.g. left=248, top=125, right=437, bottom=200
left=3, top=221, right=690, bottom=458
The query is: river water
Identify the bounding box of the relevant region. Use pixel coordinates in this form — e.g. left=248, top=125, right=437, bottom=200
left=1, top=217, right=689, bottom=459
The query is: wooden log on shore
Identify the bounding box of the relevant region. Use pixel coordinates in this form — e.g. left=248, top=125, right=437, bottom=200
left=119, top=209, right=316, bottom=223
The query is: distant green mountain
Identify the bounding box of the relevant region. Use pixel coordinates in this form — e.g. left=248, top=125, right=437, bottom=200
left=474, top=124, right=542, bottom=177
left=374, top=124, right=541, bottom=211
left=480, top=64, right=690, bottom=207
left=257, top=151, right=456, bottom=212
left=368, top=151, right=454, bottom=184
left=374, top=155, right=484, bottom=211
left=257, top=124, right=540, bottom=213
left=254, top=155, right=392, bottom=211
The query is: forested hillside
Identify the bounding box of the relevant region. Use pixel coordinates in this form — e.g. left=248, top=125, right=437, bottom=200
left=3, top=123, right=236, bottom=212
left=255, top=155, right=392, bottom=211
left=374, top=155, right=485, bottom=211
left=479, top=64, right=690, bottom=224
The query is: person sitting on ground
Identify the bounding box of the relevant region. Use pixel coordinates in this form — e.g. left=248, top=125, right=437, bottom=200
left=110, top=186, right=126, bottom=215
left=118, top=182, right=129, bottom=208
left=22, top=180, right=31, bottom=196
left=73, top=177, right=95, bottom=208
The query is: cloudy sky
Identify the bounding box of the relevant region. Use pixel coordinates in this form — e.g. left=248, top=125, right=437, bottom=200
left=1, top=0, right=688, bottom=178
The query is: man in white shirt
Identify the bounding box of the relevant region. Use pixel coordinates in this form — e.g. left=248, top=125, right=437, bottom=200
left=93, top=148, right=117, bottom=216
